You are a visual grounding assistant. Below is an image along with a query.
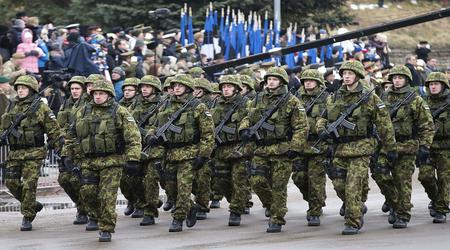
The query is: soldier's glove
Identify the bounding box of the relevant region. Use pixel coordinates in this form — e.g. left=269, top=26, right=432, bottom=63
left=124, top=161, right=140, bottom=176
left=192, top=156, right=208, bottom=170
left=418, top=145, right=430, bottom=164
left=318, top=130, right=331, bottom=141
left=287, top=150, right=300, bottom=159
left=239, top=129, right=253, bottom=143
left=144, top=135, right=159, bottom=147
left=386, top=151, right=398, bottom=164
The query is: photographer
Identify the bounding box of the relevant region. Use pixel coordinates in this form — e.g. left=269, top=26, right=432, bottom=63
left=415, top=41, right=431, bottom=62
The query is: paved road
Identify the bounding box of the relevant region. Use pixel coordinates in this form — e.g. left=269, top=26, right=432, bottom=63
left=1, top=172, right=449, bottom=249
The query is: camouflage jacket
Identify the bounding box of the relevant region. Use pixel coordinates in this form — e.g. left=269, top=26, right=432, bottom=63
left=119, top=96, right=136, bottom=108
left=427, top=89, right=450, bottom=150
left=317, top=81, right=396, bottom=157
left=239, top=85, right=309, bottom=156
left=382, top=84, right=434, bottom=154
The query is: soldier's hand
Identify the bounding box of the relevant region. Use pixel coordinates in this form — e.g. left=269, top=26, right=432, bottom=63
left=124, top=160, right=140, bottom=176
left=287, top=150, right=300, bottom=159
left=386, top=150, right=398, bottom=163
left=144, top=135, right=159, bottom=147
left=318, top=130, right=331, bottom=141
left=239, top=129, right=253, bottom=143
left=192, top=156, right=208, bottom=170
left=418, top=145, right=430, bottom=164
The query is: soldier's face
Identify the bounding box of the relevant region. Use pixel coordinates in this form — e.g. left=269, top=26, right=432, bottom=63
left=266, top=76, right=282, bottom=90
left=140, top=85, right=154, bottom=97
left=194, top=88, right=204, bottom=97
left=16, top=85, right=30, bottom=98
left=93, top=91, right=109, bottom=104
left=70, top=83, right=83, bottom=99
left=86, top=83, right=94, bottom=94
left=342, top=70, right=357, bottom=85
left=392, top=75, right=407, bottom=89
left=241, top=85, right=249, bottom=95
left=221, top=83, right=236, bottom=97
left=123, top=86, right=136, bottom=99
left=173, top=83, right=187, bottom=96
left=428, top=82, right=443, bottom=95
left=304, top=79, right=318, bottom=91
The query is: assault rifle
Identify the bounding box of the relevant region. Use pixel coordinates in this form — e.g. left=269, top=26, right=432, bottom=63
left=305, top=88, right=327, bottom=115
left=432, top=97, right=450, bottom=119
left=389, top=91, right=416, bottom=118
left=137, top=95, right=170, bottom=136
left=214, top=96, right=247, bottom=145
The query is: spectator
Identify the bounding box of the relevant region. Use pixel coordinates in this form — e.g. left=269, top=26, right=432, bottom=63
left=15, top=28, right=43, bottom=73
left=111, top=66, right=125, bottom=101
left=2, top=52, right=26, bottom=84
left=415, top=41, right=431, bottom=62
left=404, top=54, right=422, bottom=87
left=0, top=19, right=25, bottom=55
left=424, top=57, right=438, bottom=76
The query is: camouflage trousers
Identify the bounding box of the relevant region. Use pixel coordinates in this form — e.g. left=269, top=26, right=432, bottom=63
left=291, top=155, right=326, bottom=217
left=211, top=158, right=250, bottom=214
left=58, top=171, right=87, bottom=215
left=120, top=165, right=146, bottom=209
left=332, top=156, right=370, bottom=228
left=249, top=155, right=292, bottom=225
left=165, top=160, right=194, bottom=221
left=80, top=166, right=122, bottom=232
left=418, top=150, right=450, bottom=214
left=391, top=154, right=415, bottom=221
left=142, top=160, right=161, bottom=217
left=5, top=159, right=42, bottom=220
left=192, top=163, right=211, bottom=212
left=370, top=155, right=399, bottom=211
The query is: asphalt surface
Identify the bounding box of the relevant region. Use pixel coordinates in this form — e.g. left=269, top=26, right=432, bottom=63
left=1, top=172, right=449, bottom=250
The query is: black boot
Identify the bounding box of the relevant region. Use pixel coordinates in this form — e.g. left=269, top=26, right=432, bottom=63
left=339, top=204, right=345, bottom=216
left=381, top=202, right=390, bottom=213
left=157, top=199, right=163, bottom=208
left=266, top=223, right=282, bottom=233
left=98, top=231, right=111, bottom=242
left=388, top=209, right=396, bottom=224
left=35, top=201, right=44, bottom=213
left=140, top=216, right=155, bottom=226
left=73, top=213, right=88, bottom=225
left=264, top=208, right=271, bottom=218
left=361, top=204, right=368, bottom=215
left=308, top=216, right=320, bottom=226
left=393, top=218, right=408, bottom=229
left=433, top=213, right=446, bottom=223
left=429, top=202, right=437, bottom=217
left=20, top=217, right=32, bottom=231
left=169, top=219, right=183, bottom=232
left=186, top=206, right=198, bottom=228
left=342, top=224, right=359, bottom=235
left=124, top=203, right=135, bottom=216
left=196, top=211, right=207, bottom=220
left=228, top=212, right=241, bottom=226
left=86, top=219, right=99, bottom=231
left=243, top=207, right=250, bottom=215
left=163, top=200, right=174, bottom=211
left=210, top=200, right=220, bottom=209
left=131, top=209, right=144, bottom=218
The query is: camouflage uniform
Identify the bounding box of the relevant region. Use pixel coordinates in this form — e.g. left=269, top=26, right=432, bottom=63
left=2, top=75, right=61, bottom=230
left=292, top=69, right=328, bottom=224
left=419, top=72, right=450, bottom=222
left=239, top=67, right=309, bottom=232
left=118, top=77, right=139, bottom=108
left=381, top=65, right=434, bottom=226
left=148, top=74, right=214, bottom=231
left=317, top=61, right=396, bottom=233
left=57, top=75, right=88, bottom=223
left=65, top=80, right=141, bottom=236
left=240, top=74, right=257, bottom=100
left=210, top=75, right=250, bottom=224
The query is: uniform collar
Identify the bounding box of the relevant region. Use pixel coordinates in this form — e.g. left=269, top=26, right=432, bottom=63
left=391, top=84, right=412, bottom=94
left=264, top=85, right=287, bottom=97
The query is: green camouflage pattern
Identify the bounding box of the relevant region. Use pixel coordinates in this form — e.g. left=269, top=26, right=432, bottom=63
left=85, top=74, right=105, bottom=83
left=142, top=160, right=161, bottom=217
left=68, top=75, right=86, bottom=86
left=264, top=67, right=289, bottom=84
left=240, top=74, right=255, bottom=90
left=300, top=69, right=325, bottom=86
left=170, top=74, right=195, bottom=91
left=122, top=77, right=139, bottom=90
left=14, top=75, right=39, bottom=92
left=339, top=60, right=365, bottom=79
left=195, top=78, right=214, bottom=93
left=425, top=72, right=450, bottom=88
left=188, top=66, right=205, bottom=78
left=219, top=75, right=243, bottom=91
left=163, top=76, right=174, bottom=90
left=140, top=75, right=162, bottom=92
left=90, top=79, right=116, bottom=97
left=388, top=65, right=413, bottom=82
left=58, top=171, right=87, bottom=215
left=391, top=155, right=416, bottom=221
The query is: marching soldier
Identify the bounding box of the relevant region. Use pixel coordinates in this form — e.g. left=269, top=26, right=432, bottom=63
left=381, top=65, right=434, bottom=229
left=316, top=61, right=396, bottom=235
left=65, top=80, right=141, bottom=241
left=419, top=72, right=450, bottom=223
left=240, top=74, right=257, bottom=100
left=1, top=75, right=61, bottom=231
left=119, top=77, right=140, bottom=108
left=238, top=67, right=309, bottom=233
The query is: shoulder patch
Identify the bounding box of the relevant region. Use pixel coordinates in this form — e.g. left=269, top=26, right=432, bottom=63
left=298, top=107, right=305, bottom=112
left=126, top=116, right=135, bottom=122
left=377, top=103, right=386, bottom=109
left=49, top=111, right=56, bottom=119
left=423, top=104, right=430, bottom=110
left=205, top=110, right=212, bottom=117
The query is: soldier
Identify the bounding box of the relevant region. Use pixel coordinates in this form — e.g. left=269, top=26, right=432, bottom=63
left=381, top=65, right=434, bottom=229
left=119, top=77, right=140, bottom=108
left=65, top=79, right=141, bottom=241
left=240, top=75, right=257, bottom=100
left=162, top=76, right=174, bottom=96
left=78, top=74, right=105, bottom=106
left=57, top=75, right=89, bottom=225
left=188, top=66, right=206, bottom=79
left=316, top=61, right=396, bottom=235
left=194, top=78, right=217, bottom=109
left=291, top=69, right=328, bottom=226
left=1, top=75, right=61, bottom=231
left=238, top=67, right=309, bottom=233
left=210, top=75, right=250, bottom=226
left=145, top=74, right=214, bottom=232
left=419, top=72, right=449, bottom=223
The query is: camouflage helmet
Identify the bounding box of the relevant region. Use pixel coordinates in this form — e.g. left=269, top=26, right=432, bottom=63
left=425, top=72, right=449, bottom=88
left=14, top=75, right=39, bottom=92
left=239, top=68, right=255, bottom=78
left=339, top=60, right=366, bottom=79
left=194, top=78, right=214, bottom=93
left=188, top=67, right=205, bottom=78
left=219, top=75, right=242, bottom=91
left=388, top=65, right=413, bottom=82
left=85, top=74, right=105, bottom=84
left=264, top=67, right=289, bottom=84
left=68, top=75, right=86, bottom=87
left=239, top=75, right=254, bottom=90
left=163, top=76, right=174, bottom=90
left=122, top=77, right=139, bottom=90
left=211, top=83, right=221, bottom=94
left=140, top=75, right=162, bottom=92
left=300, top=69, right=325, bottom=86
left=381, top=76, right=392, bottom=88
left=90, top=80, right=115, bottom=97
left=170, top=74, right=195, bottom=90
